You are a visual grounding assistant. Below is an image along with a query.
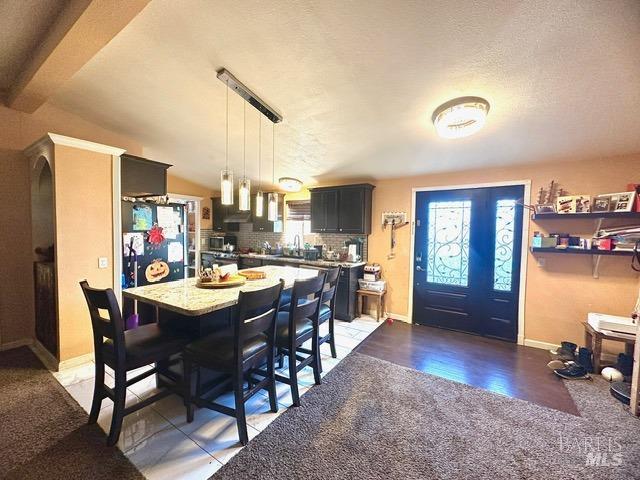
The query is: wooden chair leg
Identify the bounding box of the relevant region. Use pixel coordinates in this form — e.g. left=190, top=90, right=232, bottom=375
left=329, top=316, right=337, bottom=358
left=88, top=360, right=105, bottom=424
left=267, top=351, right=278, bottom=413
left=107, top=370, right=127, bottom=447
left=287, top=349, right=300, bottom=407
left=183, top=356, right=194, bottom=423
left=233, top=373, right=249, bottom=446
left=312, top=333, right=322, bottom=386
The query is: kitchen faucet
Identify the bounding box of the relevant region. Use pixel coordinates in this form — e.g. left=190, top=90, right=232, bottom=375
left=293, top=235, right=301, bottom=256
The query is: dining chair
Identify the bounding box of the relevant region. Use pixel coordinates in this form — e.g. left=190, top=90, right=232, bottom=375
left=274, top=273, right=327, bottom=407
left=80, top=280, right=189, bottom=446
left=182, top=280, right=284, bottom=446
left=280, top=267, right=341, bottom=359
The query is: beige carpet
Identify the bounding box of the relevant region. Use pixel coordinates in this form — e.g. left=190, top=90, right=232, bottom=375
left=213, top=352, right=640, bottom=480
left=0, top=347, right=143, bottom=480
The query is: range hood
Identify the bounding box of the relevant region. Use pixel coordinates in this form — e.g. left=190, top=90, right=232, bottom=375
left=224, top=211, right=252, bottom=223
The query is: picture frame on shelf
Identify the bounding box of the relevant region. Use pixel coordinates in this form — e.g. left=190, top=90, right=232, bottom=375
left=592, top=196, right=611, bottom=212
left=534, top=204, right=556, bottom=214
left=556, top=195, right=591, bottom=214
left=610, top=191, right=636, bottom=212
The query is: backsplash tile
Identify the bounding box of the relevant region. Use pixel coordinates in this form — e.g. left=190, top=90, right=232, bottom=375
left=201, top=225, right=368, bottom=261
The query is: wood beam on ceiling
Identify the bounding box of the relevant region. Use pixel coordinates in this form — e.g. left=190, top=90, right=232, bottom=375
left=5, top=0, right=150, bottom=114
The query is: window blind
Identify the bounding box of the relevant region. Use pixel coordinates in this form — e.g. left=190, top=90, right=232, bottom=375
left=286, top=200, right=311, bottom=221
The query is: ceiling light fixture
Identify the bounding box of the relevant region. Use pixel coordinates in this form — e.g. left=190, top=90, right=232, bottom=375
left=278, top=176, right=302, bottom=192
left=267, top=124, right=279, bottom=222
left=255, top=113, right=264, bottom=217
left=238, top=102, right=251, bottom=211
left=432, top=96, right=490, bottom=139
left=220, top=79, right=234, bottom=205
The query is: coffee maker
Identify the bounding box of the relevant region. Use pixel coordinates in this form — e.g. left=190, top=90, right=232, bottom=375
left=344, top=237, right=364, bottom=262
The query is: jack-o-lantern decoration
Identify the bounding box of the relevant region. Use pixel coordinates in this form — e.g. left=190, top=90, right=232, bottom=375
left=145, top=259, right=170, bottom=283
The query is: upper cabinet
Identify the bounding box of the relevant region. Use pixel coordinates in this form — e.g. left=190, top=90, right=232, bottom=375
left=211, top=197, right=239, bottom=232
left=121, top=154, right=171, bottom=197
left=310, top=183, right=374, bottom=234
left=252, top=193, right=284, bottom=233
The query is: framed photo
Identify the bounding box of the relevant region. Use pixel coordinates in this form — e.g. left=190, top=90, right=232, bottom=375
left=556, top=195, right=576, bottom=214
left=534, top=204, right=556, bottom=214
left=610, top=191, right=636, bottom=212
left=592, top=196, right=611, bottom=212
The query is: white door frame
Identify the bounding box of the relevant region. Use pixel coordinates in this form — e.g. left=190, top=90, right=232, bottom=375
left=408, top=180, right=531, bottom=345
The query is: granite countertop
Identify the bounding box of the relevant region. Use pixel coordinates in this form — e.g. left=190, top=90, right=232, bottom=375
left=239, top=253, right=366, bottom=269
left=122, top=265, right=319, bottom=317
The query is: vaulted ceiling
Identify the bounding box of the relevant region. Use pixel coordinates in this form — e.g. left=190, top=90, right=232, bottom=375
left=7, top=1, right=640, bottom=188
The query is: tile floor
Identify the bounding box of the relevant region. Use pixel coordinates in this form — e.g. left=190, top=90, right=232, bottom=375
left=53, top=315, right=383, bottom=480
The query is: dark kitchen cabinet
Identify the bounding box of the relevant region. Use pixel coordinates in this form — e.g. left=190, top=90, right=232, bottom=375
left=239, top=256, right=263, bottom=269
left=334, top=265, right=364, bottom=322
left=310, top=188, right=338, bottom=233
left=211, top=197, right=239, bottom=232
left=310, top=184, right=373, bottom=234
left=252, top=193, right=284, bottom=233
left=121, top=154, right=171, bottom=197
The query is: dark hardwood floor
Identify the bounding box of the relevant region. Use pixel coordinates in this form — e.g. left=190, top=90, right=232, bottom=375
left=355, top=321, right=580, bottom=416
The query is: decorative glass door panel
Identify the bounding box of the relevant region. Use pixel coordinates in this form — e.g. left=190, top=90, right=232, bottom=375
left=413, top=186, right=524, bottom=342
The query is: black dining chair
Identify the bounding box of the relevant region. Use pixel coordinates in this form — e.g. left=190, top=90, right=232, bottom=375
left=274, top=273, right=327, bottom=407
left=80, top=280, right=189, bottom=446
left=280, top=267, right=341, bottom=359
left=182, top=280, right=284, bottom=446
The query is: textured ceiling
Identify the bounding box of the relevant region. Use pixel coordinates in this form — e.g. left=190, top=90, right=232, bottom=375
left=0, top=0, right=68, bottom=93
left=50, top=0, right=640, bottom=188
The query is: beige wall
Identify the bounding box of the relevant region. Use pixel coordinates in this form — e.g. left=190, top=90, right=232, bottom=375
left=368, top=154, right=640, bottom=347
left=53, top=145, right=115, bottom=360
left=167, top=174, right=217, bottom=230
left=0, top=103, right=141, bottom=350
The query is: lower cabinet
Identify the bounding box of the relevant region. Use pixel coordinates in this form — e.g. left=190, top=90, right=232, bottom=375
left=334, top=265, right=363, bottom=322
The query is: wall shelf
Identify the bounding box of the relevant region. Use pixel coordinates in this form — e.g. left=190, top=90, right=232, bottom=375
left=530, top=247, right=635, bottom=256
left=531, top=211, right=640, bottom=221
left=530, top=247, right=636, bottom=278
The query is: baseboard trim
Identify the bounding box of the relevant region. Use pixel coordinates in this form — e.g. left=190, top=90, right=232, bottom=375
left=58, top=352, right=94, bottom=371
left=387, top=312, right=410, bottom=323
left=0, top=338, right=33, bottom=352
left=523, top=339, right=559, bottom=351
left=30, top=340, right=59, bottom=371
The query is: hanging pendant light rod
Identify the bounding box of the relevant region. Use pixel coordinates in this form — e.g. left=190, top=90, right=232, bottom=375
left=217, top=68, right=282, bottom=124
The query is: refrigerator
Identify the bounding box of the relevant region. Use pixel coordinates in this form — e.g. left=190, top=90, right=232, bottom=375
left=121, top=200, right=187, bottom=324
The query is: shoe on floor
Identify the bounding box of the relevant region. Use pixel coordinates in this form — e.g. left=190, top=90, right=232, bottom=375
left=547, top=359, right=568, bottom=370
left=577, top=347, right=594, bottom=373
left=554, top=363, right=590, bottom=380
left=614, top=353, right=633, bottom=377
left=550, top=341, right=577, bottom=361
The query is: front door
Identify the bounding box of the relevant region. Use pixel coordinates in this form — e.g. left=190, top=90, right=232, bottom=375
left=412, top=185, right=524, bottom=342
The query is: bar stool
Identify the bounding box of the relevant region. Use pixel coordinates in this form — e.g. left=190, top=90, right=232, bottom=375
left=182, top=280, right=284, bottom=446
left=275, top=274, right=327, bottom=407
left=80, top=280, right=189, bottom=446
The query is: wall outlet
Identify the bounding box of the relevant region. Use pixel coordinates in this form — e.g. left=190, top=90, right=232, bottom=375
left=98, top=257, right=108, bottom=269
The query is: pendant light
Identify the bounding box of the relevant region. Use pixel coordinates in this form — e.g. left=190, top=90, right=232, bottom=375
left=267, top=123, right=279, bottom=222
left=255, top=113, right=264, bottom=217
left=238, top=102, right=251, bottom=211
left=220, top=79, right=234, bottom=205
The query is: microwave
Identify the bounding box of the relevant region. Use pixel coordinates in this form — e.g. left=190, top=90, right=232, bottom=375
left=209, top=235, right=237, bottom=251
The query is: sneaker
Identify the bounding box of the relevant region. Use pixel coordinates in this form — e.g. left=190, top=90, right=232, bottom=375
left=554, top=363, right=590, bottom=380
left=577, top=347, right=594, bottom=373
left=550, top=341, right=577, bottom=361
left=547, top=359, right=568, bottom=370
left=614, top=353, right=633, bottom=377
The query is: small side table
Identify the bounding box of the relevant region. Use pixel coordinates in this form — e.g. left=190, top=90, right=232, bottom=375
left=583, top=321, right=635, bottom=373
left=357, top=289, right=386, bottom=322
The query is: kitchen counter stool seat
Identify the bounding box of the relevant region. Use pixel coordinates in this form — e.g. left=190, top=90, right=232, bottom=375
left=183, top=281, right=284, bottom=446
left=274, top=273, right=327, bottom=407
left=80, top=280, right=188, bottom=447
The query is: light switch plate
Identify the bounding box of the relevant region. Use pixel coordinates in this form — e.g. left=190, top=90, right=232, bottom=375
left=98, top=257, right=108, bottom=269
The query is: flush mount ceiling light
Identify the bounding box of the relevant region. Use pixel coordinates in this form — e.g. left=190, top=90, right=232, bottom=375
left=432, top=96, right=490, bottom=139
left=278, top=176, right=302, bottom=192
